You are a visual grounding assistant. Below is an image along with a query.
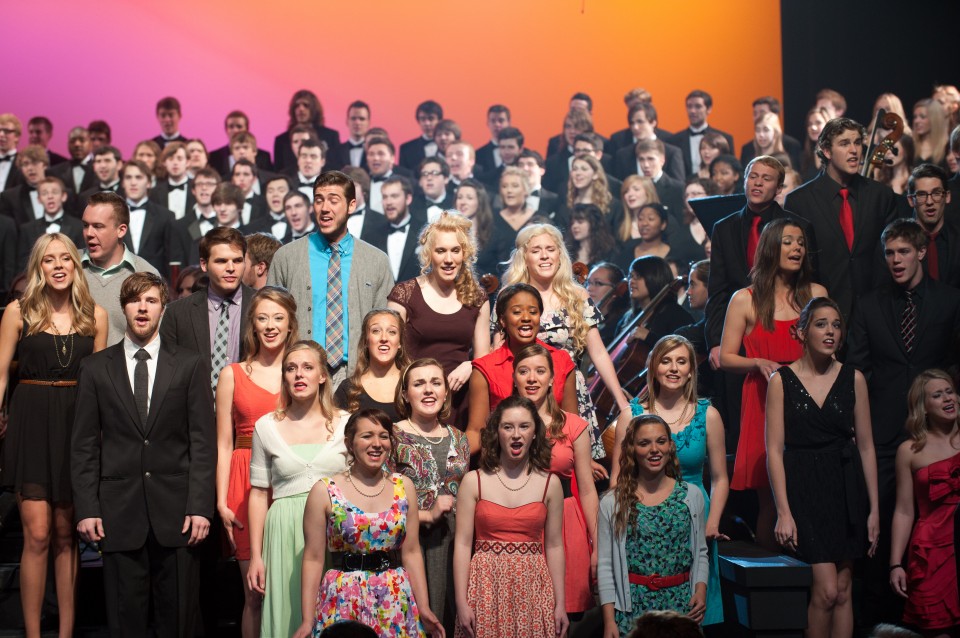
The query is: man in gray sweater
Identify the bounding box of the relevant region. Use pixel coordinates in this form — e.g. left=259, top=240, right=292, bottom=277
left=80, top=191, right=159, bottom=345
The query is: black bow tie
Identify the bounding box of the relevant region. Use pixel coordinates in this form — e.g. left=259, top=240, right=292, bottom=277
left=168, top=182, right=186, bottom=191
left=27, top=185, right=37, bottom=192
left=101, top=183, right=118, bottom=191
left=0, top=155, right=13, bottom=163
left=300, top=181, right=314, bottom=188
left=45, top=217, right=63, bottom=228
left=128, top=203, right=146, bottom=211
left=689, top=128, right=706, bottom=136
left=388, top=222, right=410, bottom=234
left=70, top=159, right=84, bottom=167
left=371, top=177, right=387, bottom=184
left=348, top=141, right=364, bottom=149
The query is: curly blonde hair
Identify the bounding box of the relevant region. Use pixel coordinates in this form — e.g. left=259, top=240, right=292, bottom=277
left=20, top=233, right=97, bottom=337
left=503, top=224, right=588, bottom=354
left=417, top=211, right=486, bottom=308
left=905, top=369, right=959, bottom=452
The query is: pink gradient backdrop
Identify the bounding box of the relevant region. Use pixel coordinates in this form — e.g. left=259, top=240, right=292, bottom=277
left=3, top=0, right=782, bottom=159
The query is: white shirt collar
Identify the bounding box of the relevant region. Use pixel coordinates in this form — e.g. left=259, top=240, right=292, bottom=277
left=124, top=333, right=161, bottom=359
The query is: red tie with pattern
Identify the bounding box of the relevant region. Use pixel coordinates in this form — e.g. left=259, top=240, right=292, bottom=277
left=838, top=188, right=854, bottom=251
left=746, top=215, right=761, bottom=270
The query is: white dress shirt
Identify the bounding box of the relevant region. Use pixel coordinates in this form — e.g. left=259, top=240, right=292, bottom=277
left=0, top=151, right=16, bottom=190
left=688, top=125, right=708, bottom=174
left=386, top=214, right=411, bottom=279
left=127, top=198, right=148, bottom=252
left=123, top=333, right=162, bottom=414
left=72, top=164, right=86, bottom=194
left=166, top=178, right=189, bottom=219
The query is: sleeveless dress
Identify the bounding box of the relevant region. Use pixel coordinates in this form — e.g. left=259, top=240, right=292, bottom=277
left=226, top=362, right=279, bottom=561
left=780, top=365, right=867, bottom=563
left=548, top=413, right=594, bottom=613
left=395, top=427, right=470, bottom=635
left=388, top=279, right=482, bottom=427
left=631, top=398, right=723, bottom=625
left=615, top=481, right=693, bottom=635
left=1, top=325, right=94, bottom=502
left=538, top=301, right=606, bottom=460
left=456, top=473, right=558, bottom=638
left=315, top=474, right=425, bottom=637
left=902, top=452, right=960, bottom=630
left=731, top=303, right=802, bottom=490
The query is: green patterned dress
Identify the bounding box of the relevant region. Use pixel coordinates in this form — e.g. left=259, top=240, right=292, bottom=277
left=615, top=480, right=693, bottom=636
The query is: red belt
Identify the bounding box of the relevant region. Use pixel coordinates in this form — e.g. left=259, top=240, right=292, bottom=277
left=19, top=379, right=77, bottom=387
left=628, top=571, right=689, bottom=591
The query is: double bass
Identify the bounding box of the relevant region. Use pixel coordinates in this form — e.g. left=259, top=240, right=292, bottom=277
left=861, top=109, right=905, bottom=177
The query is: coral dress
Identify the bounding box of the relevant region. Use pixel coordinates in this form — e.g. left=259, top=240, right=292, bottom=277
left=902, top=452, right=960, bottom=630
left=455, top=473, right=557, bottom=638
left=548, top=413, right=594, bottom=613
left=315, top=474, right=426, bottom=637
left=731, top=305, right=801, bottom=490
left=226, top=363, right=279, bottom=560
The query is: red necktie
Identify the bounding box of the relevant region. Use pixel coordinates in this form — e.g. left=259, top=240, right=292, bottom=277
left=839, top=187, right=854, bottom=251
left=746, top=215, right=761, bottom=270
left=926, top=231, right=939, bottom=280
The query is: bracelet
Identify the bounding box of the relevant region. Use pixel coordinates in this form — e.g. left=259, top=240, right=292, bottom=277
left=889, top=564, right=903, bottom=572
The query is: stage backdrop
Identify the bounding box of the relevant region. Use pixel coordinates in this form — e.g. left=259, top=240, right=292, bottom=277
left=4, top=0, right=781, bottom=161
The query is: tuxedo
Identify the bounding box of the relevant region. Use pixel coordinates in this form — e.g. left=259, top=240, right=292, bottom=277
left=244, top=211, right=289, bottom=240
left=475, top=141, right=500, bottom=175
left=151, top=133, right=188, bottom=148
left=784, top=171, right=911, bottom=319
left=149, top=178, right=196, bottom=220
left=545, top=133, right=611, bottom=159
left=0, top=215, right=16, bottom=300
left=72, top=338, right=215, bottom=637
left=18, top=215, right=85, bottom=269
left=79, top=182, right=124, bottom=210
left=411, top=191, right=455, bottom=220
left=398, top=136, right=436, bottom=172
left=207, top=146, right=273, bottom=178
left=368, top=212, right=426, bottom=283
left=668, top=126, right=735, bottom=176
left=0, top=184, right=43, bottom=225
left=273, top=125, right=342, bottom=173
left=347, top=206, right=390, bottom=245
left=0, top=156, right=23, bottom=192
left=46, top=149, right=68, bottom=166
left=339, top=139, right=369, bottom=170
left=612, top=142, right=685, bottom=183
left=50, top=160, right=96, bottom=195
left=175, top=211, right=218, bottom=266
left=123, top=201, right=183, bottom=278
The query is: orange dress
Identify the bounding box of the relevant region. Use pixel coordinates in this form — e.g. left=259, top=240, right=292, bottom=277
left=226, top=363, right=279, bottom=560
left=456, top=473, right=558, bottom=638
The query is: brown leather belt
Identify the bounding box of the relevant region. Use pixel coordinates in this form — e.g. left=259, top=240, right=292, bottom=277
left=19, top=379, right=78, bottom=387
left=235, top=435, right=253, bottom=449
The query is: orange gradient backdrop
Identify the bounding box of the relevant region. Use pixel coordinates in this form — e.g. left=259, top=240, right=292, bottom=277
left=4, top=0, right=782, bottom=160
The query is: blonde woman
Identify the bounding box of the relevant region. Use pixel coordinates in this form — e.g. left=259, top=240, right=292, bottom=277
left=913, top=98, right=950, bottom=167
left=616, top=175, right=661, bottom=243
left=0, top=233, right=108, bottom=638
left=501, top=224, right=630, bottom=465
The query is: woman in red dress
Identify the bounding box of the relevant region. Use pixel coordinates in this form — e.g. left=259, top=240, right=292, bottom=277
left=215, top=286, right=298, bottom=638
left=719, top=218, right=825, bottom=550
left=891, top=369, right=960, bottom=635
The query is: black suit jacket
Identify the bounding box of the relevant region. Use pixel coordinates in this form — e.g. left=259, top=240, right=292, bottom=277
left=207, top=146, right=273, bottom=178
left=71, top=340, right=216, bottom=552
left=846, top=278, right=960, bottom=448
left=613, top=143, right=685, bottom=183
left=18, top=215, right=85, bottom=270
left=149, top=178, right=197, bottom=218
left=368, top=213, right=426, bottom=283
left=151, top=133, right=187, bottom=148
left=546, top=133, right=612, bottom=159
left=0, top=160, right=23, bottom=191
left=947, top=173, right=960, bottom=229
left=50, top=161, right=96, bottom=196
left=475, top=141, right=499, bottom=175
left=668, top=126, right=735, bottom=176
left=79, top=183, right=124, bottom=210
left=398, top=137, right=433, bottom=172
left=123, top=201, right=182, bottom=277
left=784, top=171, right=911, bottom=319
left=274, top=125, right=342, bottom=173
left=0, top=215, right=16, bottom=299
left=160, top=286, right=254, bottom=361
left=340, top=140, right=369, bottom=170
left=704, top=202, right=817, bottom=347
left=349, top=208, right=390, bottom=245
left=0, top=184, right=40, bottom=225
left=46, top=150, right=68, bottom=166
left=922, top=217, right=960, bottom=289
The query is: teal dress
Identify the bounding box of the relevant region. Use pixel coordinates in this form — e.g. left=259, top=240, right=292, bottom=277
left=614, top=480, right=692, bottom=635
left=631, top=398, right=723, bottom=625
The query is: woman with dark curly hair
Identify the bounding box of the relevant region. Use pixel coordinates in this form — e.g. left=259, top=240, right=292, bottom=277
left=567, top=203, right=619, bottom=269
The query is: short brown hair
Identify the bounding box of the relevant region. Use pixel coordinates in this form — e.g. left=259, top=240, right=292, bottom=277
left=121, top=159, right=153, bottom=181
left=211, top=183, right=245, bottom=209
left=87, top=191, right=129, bottom=226
left=156, top=96, right=181, bottom=114
left=881, top=218, right=928, bottom=252
left=120, top=271, right=169, bottom=308
left=230, top=131, right=258, bottom=149
left=245, top=232, right=281, bottom=268
left=199, top=227, right=246, bottom=262
left=159, top=141, right=187, bottom=163
left=37, top=176, right=66, bottom=193
left=313, top=170, right=356, bottom=202
left=745, top=155, right=786, bottom=186
left=17, top=144, right=48, bottom=166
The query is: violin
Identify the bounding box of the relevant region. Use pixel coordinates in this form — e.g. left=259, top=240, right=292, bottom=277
left=572, top=261, right=589, bottom=285
left=861, top=109, right=905, bottom=177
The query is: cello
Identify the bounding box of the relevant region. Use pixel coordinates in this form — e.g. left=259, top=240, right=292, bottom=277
left=861, top=109, right=905, bottom=178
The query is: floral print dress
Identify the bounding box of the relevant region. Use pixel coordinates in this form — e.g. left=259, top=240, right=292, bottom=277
left=314, top=474, right=426, bottom=637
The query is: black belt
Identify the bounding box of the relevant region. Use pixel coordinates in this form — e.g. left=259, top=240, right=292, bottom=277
left=329, top=550, right=400, bottom=572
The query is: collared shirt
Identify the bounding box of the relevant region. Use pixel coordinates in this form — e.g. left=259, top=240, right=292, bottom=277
left=127, top=198, right=148, bottom=252
left=207, top=285, right=243, bottom=365
left=386, top=213, right=411, bottom=279
left=290, top=222, right=316, bottom=241
left=29, top=188, right=43, bottom=219
left=423, top=136, right=438, bottom=159
left=123, top=333, right=162, bottom=414
left=347, top=138, right=365, bottom=167
left=82, top=245, right=139, bottom=278
left=43, top=210, right=64, bottom=233
left=297, top=172, right=319, bottom=199
left=346, top=205, right=366, bottom=238
left=101, top=179, right=120, bottom=192
left=166, top=177, right=189, bottom=219
left=71, top=164, right=86, bottom=193
left=689, top=125, right=708, bottom=174
left=490, top=140, right=502, bottom=168
left=0, top=151, right=16, bottom=189
left=893, top=275, right=927, bottom=324
left=308, top=232, right=354, bottom=354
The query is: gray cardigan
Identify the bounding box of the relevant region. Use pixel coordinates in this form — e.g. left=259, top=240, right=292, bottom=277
left=597, top=483, right=708, bottom=614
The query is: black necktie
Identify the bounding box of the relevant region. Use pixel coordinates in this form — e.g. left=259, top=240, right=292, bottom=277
left=168, top=182, right=186, bottom=191
left=134, top=348, right=151, bottom=424
left=388, top=222, right=410, bottom=234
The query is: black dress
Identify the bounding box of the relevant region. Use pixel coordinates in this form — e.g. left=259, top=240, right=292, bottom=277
left=333, top=379, right=401, bottom=423
left=1, top=325, right=94, bottom=502
left=780, top=364, right=868, bottom=563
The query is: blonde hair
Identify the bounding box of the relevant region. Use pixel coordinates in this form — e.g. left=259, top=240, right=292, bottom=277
left=241, top=287, right=300, bottom=372
left=640, top=335, right=699, bottom=408
left=618, top=175, right=660, bottom=242
left=566, top=154, right=612, bottom=213
left=753, top=111, right=785, bottom=155
left=499, top=166, right=531, bottom=201
left=905, top=369, right=959, bottom=452
left=503, top=224, right=588, bottom=354
left=274, top=341, right=335, bottom=433
left=20, top=233, right=97, bottom=337
left=417, top=211, right=486, bottom=308
left=915, top=98, right=949, bottom=164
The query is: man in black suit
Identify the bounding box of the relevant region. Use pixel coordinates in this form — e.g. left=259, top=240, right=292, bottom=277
left=72, top=271, right=215, bottom=638
left=87, top=120, right=112, bottom=154
left=149, top=142, right=194, bottom=220
left=909, top=163, right=960, bottom=288
left=0, top=145, right=50, bottom=224
left=947, top=127, right=960, bottom=223
left=608, top=88, right=673, bottom=155
left=637, top=139, right=700, bottom=261
left=847, top=218, right=960, bottom=628
left=546, top=93, right=610, bottom=158
left=341, top=166, right=388, bottom=244
left=372, top=177, right=424, bottom=283
left=0, top=113, right=23, bottom=191
left=413, top=157, right=454, bottom=220
left=17, top=176, right=84, bottom=269
left=784, top=117, right=911, bottom=320
left=445, top=141, right=483, bottom=196
left=475, top=105, right=511, bottom=175
left=278, top=190, right=319, bottom=243
left=246, top=174, right=291, bottom=241
left=121, top=160, right=181, bottom=278
left=207, top=111, right=273, bottom=177
left=341, top=101, right=371, bottom=169
left=612, top=103, right=684, bottom=182
left=517, top=150, right=559, bottom=219
left=290, top=138, right=327, bottom=199
left=230, top=159, right=267, bottom=226
left=366, top=136, right=414, bottom=212
left=668, top=89, right=735, bottom=177
left=176, top=168, right=222, bottom=265
left=399, top=100, right=442, bottom=172
left=27, top=116, right=67, bottom=166
left=739, top=97, right=802, bottom=169
left=79, top=146, right=124, bottom=208
left=50, top=126, right=96, bottom=195
left=151, top=97, right=187, bottom=149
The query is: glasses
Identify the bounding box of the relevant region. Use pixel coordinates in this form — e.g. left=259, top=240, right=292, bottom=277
left=420, top=170, right=443, bottom=178
left=909, top=189, right=946, bottom=203
left=585, top=279, right=613, bottom=289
